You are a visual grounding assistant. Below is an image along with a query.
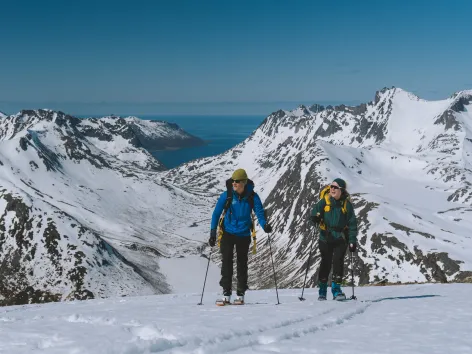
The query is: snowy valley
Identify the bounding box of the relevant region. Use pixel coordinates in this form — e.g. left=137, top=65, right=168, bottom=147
left=1, top=87, right=472, bottom=308
left=0, top=110, right=208, bottom=305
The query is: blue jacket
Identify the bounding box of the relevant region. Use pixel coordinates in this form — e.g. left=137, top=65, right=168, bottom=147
left=211, top=184, right=267, bottom=237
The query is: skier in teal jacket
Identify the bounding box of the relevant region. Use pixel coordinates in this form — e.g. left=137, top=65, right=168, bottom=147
left=311, top=178, right=358, bottom=300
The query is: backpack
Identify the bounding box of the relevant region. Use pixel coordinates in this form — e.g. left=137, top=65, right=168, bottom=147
left=318, top=184, right=351, bottom=234
left=217, top=178, right=257, bottom=254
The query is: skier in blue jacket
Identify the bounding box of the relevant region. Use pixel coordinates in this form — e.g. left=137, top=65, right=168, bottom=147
left=209, top=168, right=272, bottom=304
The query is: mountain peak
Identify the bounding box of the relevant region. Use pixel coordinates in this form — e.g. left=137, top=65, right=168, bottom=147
left=373, top=87, right=424, bottom=105
left=450, top=89, right=472, bottom=100
left=448, top=89, right=472, bottom=114
left=308, top=104, right=325, bottom=113
left=15, top=109, right=81, bottom=127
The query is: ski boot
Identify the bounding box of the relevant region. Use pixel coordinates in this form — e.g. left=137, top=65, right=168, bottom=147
left=233, top=290, right=244, bottom=305
left=216, top=289, right=232, bottom=306
left=331, top=281, right=346, bottom=301
left=233, top=290, right=245, bottom=305
left=318, top=281, right=328, bottom=301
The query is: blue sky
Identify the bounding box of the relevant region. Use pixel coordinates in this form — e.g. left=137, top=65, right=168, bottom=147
left=1, top=0, right=471, bottom=115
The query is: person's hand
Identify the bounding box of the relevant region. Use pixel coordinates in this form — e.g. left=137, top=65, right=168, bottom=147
left=349, top=243, right=356, bottom=252
left=209, top=229, right=217, bottom=247
left=310, top=213, right=321, bottom=225
left=263, top=224, right=272, bottom=233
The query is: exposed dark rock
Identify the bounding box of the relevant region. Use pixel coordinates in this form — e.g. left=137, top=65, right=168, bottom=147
left=309, top=104, right=325, bottom=113
left=455, top=271, right=472, bottom=283
left=274, top=110, right=286, bottom=119
left=315, top=117, right=343, bottom=137
left=450, top=94, right=472, bottom=113
left=29, top=161, right=39, bottom=170
left=352, top=103, right=368, bottom=116
left=434, top=110, right=461, bottom=131
left=19, top=137, right=28, bottom=150
left=1, top=287, right=62, bottom=306
left=61, top=135, right=110, bottom=169
left=389, top=222, right=435, bottom=239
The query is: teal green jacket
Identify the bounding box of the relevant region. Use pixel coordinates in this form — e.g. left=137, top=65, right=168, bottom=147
left=311, top=195, right=358, bottom=244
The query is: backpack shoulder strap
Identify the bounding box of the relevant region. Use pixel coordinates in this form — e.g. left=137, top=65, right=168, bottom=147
left=319, top=185, right=331, bottom=210
left=245, top=179, right=256, bottom=210
left=223, top=178, right=233, bottom=212
left=248, top=191, right=256, bottom=210
left=341, top=191, right=351, bottom=214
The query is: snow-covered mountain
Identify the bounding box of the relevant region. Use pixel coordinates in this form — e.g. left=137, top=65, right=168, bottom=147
left=82, top=114, right=206, bottom=152
left=2, top=88, right=472, bottom=306
left=0, top=110, right=208, bottom=305
left=165, top=87, right=472, bottom=289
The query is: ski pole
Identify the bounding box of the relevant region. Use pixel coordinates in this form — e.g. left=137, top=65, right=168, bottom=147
left=197, top=247, right=212, bottom=305
left=299, top=227, right=318, bottom=301
left=349, top=250, right=357, bottom=300
left=267, top=232, right=280, bottom=305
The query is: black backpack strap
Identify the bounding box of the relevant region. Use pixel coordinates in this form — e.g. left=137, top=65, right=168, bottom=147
left=245, top=179, right=256, bottom=210
left=223, top=178, right=233, bottom=212
left=248, top=191, right=255, bottom=210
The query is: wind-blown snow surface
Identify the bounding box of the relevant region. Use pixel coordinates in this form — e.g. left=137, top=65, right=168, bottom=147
left=0, top=284, right=471, bottom=353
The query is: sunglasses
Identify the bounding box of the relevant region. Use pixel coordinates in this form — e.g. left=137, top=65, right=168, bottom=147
left=232, top=179, right=244, bottom=184
left=330, top=185, right=342, bottom=190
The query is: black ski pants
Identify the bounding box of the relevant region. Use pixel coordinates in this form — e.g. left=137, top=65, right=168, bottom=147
left=318, top=238, right=348, bottom=284
left=219, top=232, right=251, bottom=294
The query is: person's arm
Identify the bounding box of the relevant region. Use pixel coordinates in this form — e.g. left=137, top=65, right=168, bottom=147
left=346, top=201, right=358, bottom=245
left=210, top=191, right=227, bottom=230
left=310, top=198, right=326, bottom=223
left=252, top=193, right=267, bottom=230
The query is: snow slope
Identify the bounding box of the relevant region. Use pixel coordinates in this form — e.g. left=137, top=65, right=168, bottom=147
left=165, top=87, right=472, bottom=289
left=2, top=88, right=472, bottom=307
left=0, top=110, right=209, bottom=304
left=0, top=283, right=470, bottom=353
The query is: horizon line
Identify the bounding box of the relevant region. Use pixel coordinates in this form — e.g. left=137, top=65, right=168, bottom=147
left=0, top=99, right=363, bottom=105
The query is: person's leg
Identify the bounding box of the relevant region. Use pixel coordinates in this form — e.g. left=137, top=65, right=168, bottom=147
left=235, top=236, right=251, bottom=296
left=318, top=240, right=334, bottom=298
left=219, top=232, right=235, bottom=296
left=331, top=239, right=348, bottom=298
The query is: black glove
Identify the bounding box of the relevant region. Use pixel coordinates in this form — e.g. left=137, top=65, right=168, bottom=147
left=349, top=243, right=357, bottom=252
left=263, top=224, right=272, bottom=233
left=310, top=213, right=321, bottom=225
left=209, top=229, right=217, bottom=247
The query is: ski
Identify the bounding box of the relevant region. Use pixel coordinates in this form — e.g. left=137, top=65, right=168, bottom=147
left=215, top=298, right=231, bottom=306
left=214, top=301, right=268, bottom=306
left=334, top=294, right=347, bottom=301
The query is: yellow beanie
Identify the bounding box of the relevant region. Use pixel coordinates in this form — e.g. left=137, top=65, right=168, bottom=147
left=232, top=168, right=248, bottom=181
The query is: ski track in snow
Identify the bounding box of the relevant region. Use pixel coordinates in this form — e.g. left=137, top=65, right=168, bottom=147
left=0, top=285, right=471, bottom=353
left=182, top=305, right=371, bottom=354
left=0, top=293, right=379, bottom=354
